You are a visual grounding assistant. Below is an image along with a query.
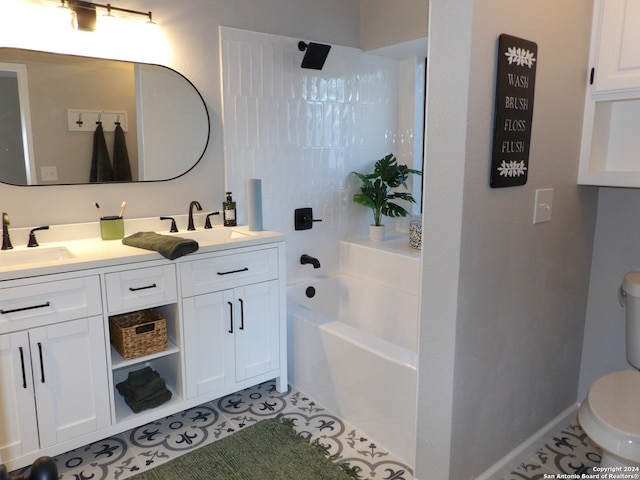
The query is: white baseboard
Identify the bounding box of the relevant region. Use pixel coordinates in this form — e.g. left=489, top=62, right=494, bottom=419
left=474, top=403, right=580, bottom=480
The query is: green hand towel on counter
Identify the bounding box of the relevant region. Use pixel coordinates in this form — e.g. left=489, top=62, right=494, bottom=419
left=122, top=232, right=198, bottom=260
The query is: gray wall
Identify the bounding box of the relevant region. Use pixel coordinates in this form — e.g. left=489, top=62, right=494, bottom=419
left=360, top=0, right=428, bottom=51
left=417, top=0, right=597, bottom=478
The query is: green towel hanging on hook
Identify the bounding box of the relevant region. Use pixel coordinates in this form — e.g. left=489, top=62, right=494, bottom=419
left=90, top=122, right=113, bottom=182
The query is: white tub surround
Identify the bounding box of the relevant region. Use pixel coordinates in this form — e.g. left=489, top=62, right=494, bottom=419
left=0, top=218, right=286, bottom=472
left=340, top=236, right=421, bottom=295
left=219, top=26, right=425, bottom=283
left=287, top=238, right=420, bottom=466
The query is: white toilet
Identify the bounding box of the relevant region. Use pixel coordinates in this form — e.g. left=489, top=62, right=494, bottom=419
left=579, top=271, right=640, bottom=467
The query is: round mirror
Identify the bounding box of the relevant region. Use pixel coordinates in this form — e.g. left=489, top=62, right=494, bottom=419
left=0, top=48, right=210, bottom=185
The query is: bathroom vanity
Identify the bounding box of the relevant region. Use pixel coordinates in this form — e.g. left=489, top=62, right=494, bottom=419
left=0, top=223, right=286, bottom=471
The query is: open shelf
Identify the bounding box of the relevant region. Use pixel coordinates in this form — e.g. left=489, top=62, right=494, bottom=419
left=113, top=383, right=183, bottom=424
left=110, top=340, right=180, bottom=370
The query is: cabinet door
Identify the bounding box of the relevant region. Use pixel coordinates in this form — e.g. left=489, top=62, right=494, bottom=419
left=0, top=331, right=39, bottom=462
left=234, top=280, right=280, bottom=382
left=183, top=290, right=235, bottom=398
left=30, top=316, right=111, bottom=448
left=594, top=0, right=640, bottom=92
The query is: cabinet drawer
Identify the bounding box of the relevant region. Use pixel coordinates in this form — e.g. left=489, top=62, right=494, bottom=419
left=0, top=276, right=102, bottom=329
left=181, top=248, right=278, bottom=296
left=105, top=265, right=177, bottom=313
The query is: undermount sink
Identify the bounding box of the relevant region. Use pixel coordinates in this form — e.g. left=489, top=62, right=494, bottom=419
left=0, top=246, right=76, bottom=267
left=167, top=227, right=252, bottom=244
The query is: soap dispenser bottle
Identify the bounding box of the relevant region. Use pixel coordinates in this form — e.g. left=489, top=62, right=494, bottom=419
left=223, top=192, right=237, bottom=227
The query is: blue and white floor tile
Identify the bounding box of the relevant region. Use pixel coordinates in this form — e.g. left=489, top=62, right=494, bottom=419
left=502, top=422, right=602, bottom=480
left=13, top=380, right=414, bottom=480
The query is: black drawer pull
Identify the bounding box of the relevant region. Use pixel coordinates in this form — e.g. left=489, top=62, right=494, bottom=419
left=38, top=342, right=45, bottom=383
left=19, top=346, right=27, bottom=389
left=129, top=283, right=157, bottom=292
left=217, top=267, right=249, bottom=276
left=0, top=301, right=51, bottom=315
left=228, top=301, right=234, bottom=333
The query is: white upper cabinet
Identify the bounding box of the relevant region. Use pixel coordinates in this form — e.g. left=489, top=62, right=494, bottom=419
left=593, top=0, right=640, bottom=92
left=578, top=0, right=640, bottom=186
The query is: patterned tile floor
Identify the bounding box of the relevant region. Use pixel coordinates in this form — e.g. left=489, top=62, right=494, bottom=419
left=9, top=382, right=606, bottom=480
left=501, top=421, right=602, bottom=480
left=11, top=380, right=414, bottom=480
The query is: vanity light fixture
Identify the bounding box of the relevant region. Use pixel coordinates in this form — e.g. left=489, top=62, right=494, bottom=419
left=53, top=0, right=155, bottom=31
left=298, top=41, right=331, bottom=70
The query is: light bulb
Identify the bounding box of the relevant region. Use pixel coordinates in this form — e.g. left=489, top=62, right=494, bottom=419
left=53, top=2, right=77, bottom=30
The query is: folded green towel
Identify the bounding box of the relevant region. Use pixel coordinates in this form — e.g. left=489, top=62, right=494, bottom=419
left=124, top=387, right=172, bottom=413
left=122, top=232, right=198, bottom=260
left=116, top=371, right=166, bottom=403
left=116, top=366, right=172, bottom=413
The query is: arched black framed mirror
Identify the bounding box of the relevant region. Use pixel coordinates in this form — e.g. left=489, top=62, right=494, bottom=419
left=0, top=48, right=210, bottom=185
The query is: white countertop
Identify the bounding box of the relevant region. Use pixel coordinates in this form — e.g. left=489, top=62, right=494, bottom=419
left=0, top=217, right=284, bottom=282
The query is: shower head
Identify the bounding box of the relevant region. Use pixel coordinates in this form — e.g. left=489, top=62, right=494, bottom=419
left=298, top=41, right=331, bottom=70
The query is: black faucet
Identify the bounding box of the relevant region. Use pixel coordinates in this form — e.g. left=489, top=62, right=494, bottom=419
left=300, top=254, right=321, bottom=268
left=204, top=211, right=220, bottom=229
left=28, top=226, right=49, bottom=247
left=188, top=201, right=203, bottom=231
left=2, top=212, right=12, bottom=250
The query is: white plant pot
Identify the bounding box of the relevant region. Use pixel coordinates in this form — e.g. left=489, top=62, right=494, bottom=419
left=369, top=224, right=385, bottom=242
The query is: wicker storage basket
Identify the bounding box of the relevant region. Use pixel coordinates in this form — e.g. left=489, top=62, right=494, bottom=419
left=109, top=309, right=168, bottom=360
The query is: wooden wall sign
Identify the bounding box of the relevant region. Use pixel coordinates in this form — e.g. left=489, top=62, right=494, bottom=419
left=490, top=34, right=538, bottom=188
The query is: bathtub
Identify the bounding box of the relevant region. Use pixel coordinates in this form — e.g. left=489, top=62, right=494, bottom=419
left=287, top=273, right=418, bottom=465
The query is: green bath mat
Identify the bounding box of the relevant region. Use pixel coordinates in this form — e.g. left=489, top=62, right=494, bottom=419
left=130, top=416, right=362, bottom=480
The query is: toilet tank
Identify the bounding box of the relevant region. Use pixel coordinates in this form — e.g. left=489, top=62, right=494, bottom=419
left=622, top=271, right=640, bottom=369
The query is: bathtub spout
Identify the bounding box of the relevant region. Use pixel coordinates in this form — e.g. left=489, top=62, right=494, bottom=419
left=300, top=254, right=321, bottom=268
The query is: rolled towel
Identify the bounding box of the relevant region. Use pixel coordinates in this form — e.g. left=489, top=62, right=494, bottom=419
left=122, top=232, right=198, bottom=260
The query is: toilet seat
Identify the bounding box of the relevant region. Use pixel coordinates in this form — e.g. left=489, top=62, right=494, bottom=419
left=579, top=370, right=640, bottom=463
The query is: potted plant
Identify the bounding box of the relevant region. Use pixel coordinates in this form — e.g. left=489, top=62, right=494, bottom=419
left=352, top=153, right=422, bottom=241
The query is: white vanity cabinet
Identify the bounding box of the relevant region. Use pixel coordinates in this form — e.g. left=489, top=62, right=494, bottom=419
left=579, top=0, right=640, bottom=186
left=0, top=230, right=286, bottom=472
left=0, top=276, right=110, bottom=463
left=181, top=245, right=283, bottom=399
left=103, top=264, right=183, bottom=424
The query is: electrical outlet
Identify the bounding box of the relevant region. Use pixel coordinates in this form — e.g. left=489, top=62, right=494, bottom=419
left=533, top=188, right=553, bottom=224
left=40, top=166, right=58, bottom=182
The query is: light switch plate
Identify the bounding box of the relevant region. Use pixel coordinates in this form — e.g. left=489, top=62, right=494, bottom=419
left=533, top=188, right=553, bottom=224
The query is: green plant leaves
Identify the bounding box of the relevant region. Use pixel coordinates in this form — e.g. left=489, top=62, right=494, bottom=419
left=351, top=153, right=422, bottom=226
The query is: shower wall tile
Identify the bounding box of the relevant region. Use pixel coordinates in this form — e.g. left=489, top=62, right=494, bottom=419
left=219, top=26, right=402, bottom=282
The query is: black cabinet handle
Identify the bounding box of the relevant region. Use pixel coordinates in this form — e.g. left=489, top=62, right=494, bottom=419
left=238, top=298, right=244, bottom=330
left=19, top=346, right=27, bottom=389
left=217, top=267, right=249, bottom=276
left=0, top=301, right=50, bottom=315
left=129, top=283, right=157, bottom=292
left=590, top=67, right=595, bottom=85
left=228, top=301, right=234, bottom=333
left=37, top=342, right=45, bottom=383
